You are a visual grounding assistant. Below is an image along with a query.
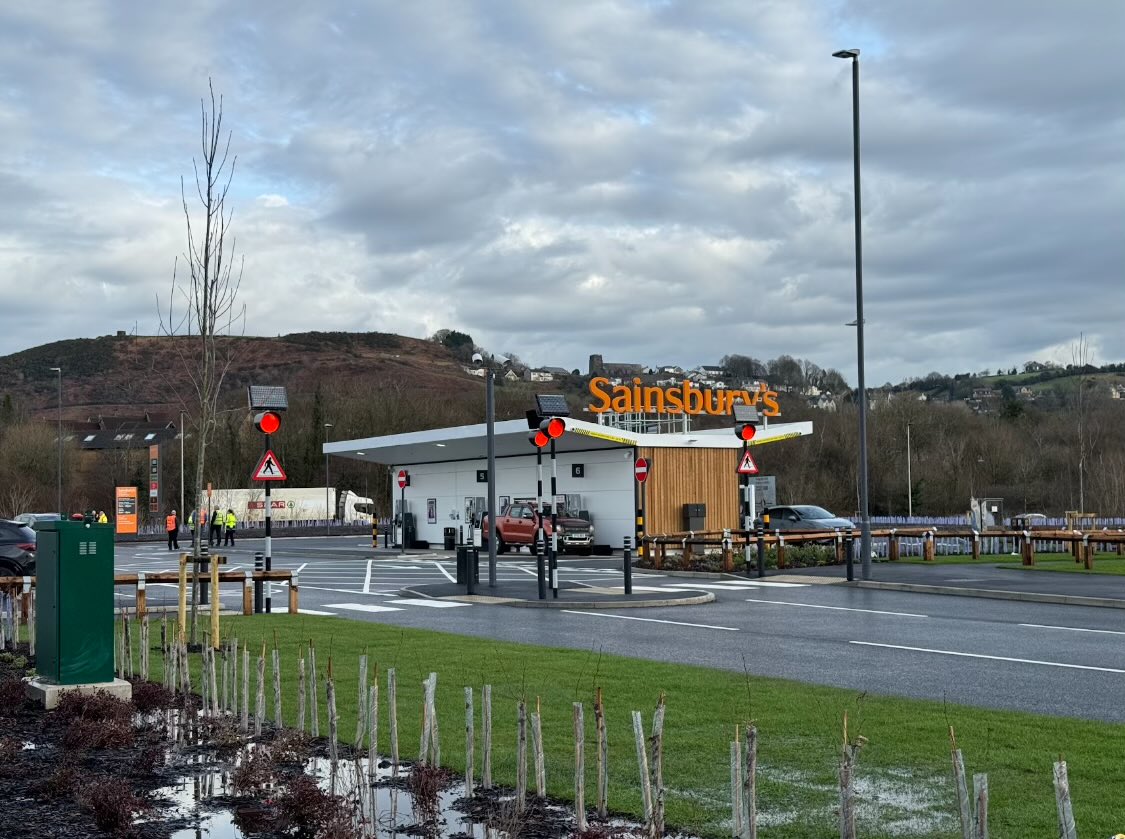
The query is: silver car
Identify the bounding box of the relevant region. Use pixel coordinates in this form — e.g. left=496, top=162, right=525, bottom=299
left=763, top=505, right=855, bottom=531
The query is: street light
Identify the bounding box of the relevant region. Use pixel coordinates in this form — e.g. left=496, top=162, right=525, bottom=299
left=324, top=423, right=333, bottom=535
left=906, top=422, right=913, bottom=518
left=49, top=367, right=62, bottom=514
left=834, top=46, right=872, bottom=580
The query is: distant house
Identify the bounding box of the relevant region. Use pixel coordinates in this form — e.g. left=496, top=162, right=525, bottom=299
left=523, top=369, right=554, bottom=383
left=502, top=369, right=520, bottom=382
left=541, top=366, right=571, bottom=377
left=463, top=366, right=487, bottom=378
left=1110, top=384, right=1125, bottom=400
left=808, top=393, right=837, bottom=412
left=697, top=365, right=727, bottom=378
left=971, top=388, right=997, bottom=400
left=1024, top=361, right=1048, bottom=373
left=72, top=414, right=179, bottom=451
left=588, top=353, right=644, bottom=378
left=657, top=365, right=684, bottom=376
left=1016, top=386, right=1036, bottom=400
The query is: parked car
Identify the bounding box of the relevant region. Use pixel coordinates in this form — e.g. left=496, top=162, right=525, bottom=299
left=0, top=519, right=37, bottom=577
left=14, top=512, right=61, bottom=529
left=762, top=505, right=855, bottom=531
left=481, top=503, right=595, bottom=555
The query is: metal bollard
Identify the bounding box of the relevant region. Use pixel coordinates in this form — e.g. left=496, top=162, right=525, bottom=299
left=845, top=536, right=855, bottom=582
left=534, top=535, right=547, bottom=600
left=199, top=544, right=210, bottom=605
left=623, top=536, right=633, bottom=595
left=467, top=547, right=477, bottom=596
left=755, top=521, right=766, bottom=578
left=253, top=551, right=264, bottom=614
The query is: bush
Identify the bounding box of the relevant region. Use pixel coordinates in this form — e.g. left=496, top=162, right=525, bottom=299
left=131, top=681, right=175, bottom=713
left=54, top=690, right=133, bottom=724
left=0, top=676, right=27, bottom=716
left=62, top=717, right=135, bottom=750
left=78, top=777, right=145, bottom=834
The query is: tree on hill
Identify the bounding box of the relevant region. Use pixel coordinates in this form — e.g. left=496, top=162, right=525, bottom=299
left=159, top=80, right=245, bottom=647
left=430, top=329, right=475, bottom=362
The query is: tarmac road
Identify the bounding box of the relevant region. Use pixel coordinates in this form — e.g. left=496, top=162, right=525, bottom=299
left=114, top=535, right=1125, bottom=722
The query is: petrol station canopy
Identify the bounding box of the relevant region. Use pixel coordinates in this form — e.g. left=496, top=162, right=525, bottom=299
left=325, top=418, right=813, bottom=466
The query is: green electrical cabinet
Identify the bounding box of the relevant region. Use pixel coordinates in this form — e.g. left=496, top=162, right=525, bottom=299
left=35, top=520, right=115, bottom=685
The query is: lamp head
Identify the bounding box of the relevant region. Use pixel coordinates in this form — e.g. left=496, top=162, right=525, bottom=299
left=832, top=49, right=860, bottom=59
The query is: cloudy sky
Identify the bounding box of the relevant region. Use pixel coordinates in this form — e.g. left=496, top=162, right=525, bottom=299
left=1, top=1, right=1121, bottom=385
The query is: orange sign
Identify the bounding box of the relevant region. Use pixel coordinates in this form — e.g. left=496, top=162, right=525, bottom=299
left=588, top=377, right=781, bottom=417
left=115, top=486, right=138, bottom=535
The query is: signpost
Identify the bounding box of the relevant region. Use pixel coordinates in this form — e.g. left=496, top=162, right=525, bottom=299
left=634, top=456, right=649, bottom=559
left=397, top=470, right=409, bottom=554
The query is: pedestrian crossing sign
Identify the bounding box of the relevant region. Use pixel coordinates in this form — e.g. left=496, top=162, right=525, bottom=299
left=252, top=449, right=287, bottom=482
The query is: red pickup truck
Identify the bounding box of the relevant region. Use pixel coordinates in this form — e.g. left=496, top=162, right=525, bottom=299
left=481, top=503, right=594, bottom=555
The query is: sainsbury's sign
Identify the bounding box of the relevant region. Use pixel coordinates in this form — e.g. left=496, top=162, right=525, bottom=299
left=587, top=377, right=781, bottom=417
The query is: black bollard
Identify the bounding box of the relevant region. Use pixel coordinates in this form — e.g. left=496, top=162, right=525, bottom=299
left=535, top=534, right=547, bottom=600
left=254, top=551, right=264, bottom=614
left=623, top=536, right=633, bottom=595
left=845, top=535, right=855, bottom=582
left=199, top=544, right=210, bottom=606
left=756, top=521, right=767, bottom=578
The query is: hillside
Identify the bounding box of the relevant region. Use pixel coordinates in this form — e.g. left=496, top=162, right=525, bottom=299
left=0, top=331, right=475, bottom=420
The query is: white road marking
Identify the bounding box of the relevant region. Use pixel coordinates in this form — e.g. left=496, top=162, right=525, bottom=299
left=561, top=610, right=739, bottom=631
left=323, top=603, right=404, bottom=614
left=386, top=598, right=469, bottom=609
left=734, top=580, right=810, bottom=588
left=363, top=560, right=373, bottom=594
left=295, top=562, right=308, bottom=574
left=1020, top=623, right=1125, bottom=637
left=298, top=609, right=338, bottom=616
left=849, top=641, right=1125, bottom=673
left=745, top=599, right=927, bottom=618
left=433, top=561, right=456, bottom=582
left=600, top=585, right=694, bottom=594
left=301, top=585, right=395, bottom=597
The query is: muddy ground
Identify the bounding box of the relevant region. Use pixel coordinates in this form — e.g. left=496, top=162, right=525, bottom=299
left=0, top=648, right=649, bottom=839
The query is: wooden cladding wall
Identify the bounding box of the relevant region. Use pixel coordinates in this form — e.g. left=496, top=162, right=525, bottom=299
left=640, top=447, right=740, bottom=534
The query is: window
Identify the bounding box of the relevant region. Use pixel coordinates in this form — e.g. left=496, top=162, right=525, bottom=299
left=84, top=434, right=96, bottom=442
left=144, top=433, right=156, bottom=441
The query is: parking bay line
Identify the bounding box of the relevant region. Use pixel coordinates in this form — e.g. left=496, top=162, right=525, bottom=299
left=849, top=641, right=1125, bottom=673
left=432, top=561, right=457, bottom=583
left=387, top=598, right=469, bottom=609
left=1020, top=623, right=1125, bottom=636
left=745, top=599, right=928, bottom=618
left=561, top=610, right=739, bottom=631
left=363, top=560, right=373, bottom=594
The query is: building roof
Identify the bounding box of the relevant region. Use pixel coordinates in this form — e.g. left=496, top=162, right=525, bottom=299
left=325, top=417, right=814, bottom=466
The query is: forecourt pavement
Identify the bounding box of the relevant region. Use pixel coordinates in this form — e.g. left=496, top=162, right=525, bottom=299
left=114, top=535, right=1125, bottom=723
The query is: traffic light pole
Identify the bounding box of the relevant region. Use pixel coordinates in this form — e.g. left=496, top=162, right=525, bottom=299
left=549, top=438, right=559, bottom=598
left=535, top=448, right=546, bottom=600
left=264, top=435, right=272, bottom=613
left=741, top=441, right=753, bottom=576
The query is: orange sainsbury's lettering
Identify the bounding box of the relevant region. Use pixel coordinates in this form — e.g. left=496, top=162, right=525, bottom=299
left=585, top=378, right=782, bottom=417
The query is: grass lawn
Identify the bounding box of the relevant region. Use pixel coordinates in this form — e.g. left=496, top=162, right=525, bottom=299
left=901, top=553, right=1125, bottom=576
left=127, top=614, right=1124, bottom=838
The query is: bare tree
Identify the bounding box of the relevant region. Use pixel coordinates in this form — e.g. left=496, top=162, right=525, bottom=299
left=160, top=80, right=245, bottom=646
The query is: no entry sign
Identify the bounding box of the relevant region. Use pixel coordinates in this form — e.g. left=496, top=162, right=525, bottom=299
left=396, top=469, right=409, bottom=489
left=634, top=457, right=650, bottom=483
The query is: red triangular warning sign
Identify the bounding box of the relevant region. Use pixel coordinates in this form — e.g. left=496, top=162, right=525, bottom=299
left=736, top=450, right=759, bottom=475
left=252, top=449, right=287, bottom=482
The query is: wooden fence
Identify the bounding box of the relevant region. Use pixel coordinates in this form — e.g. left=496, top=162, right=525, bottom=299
left=641, top=526, right=1125, bottom=571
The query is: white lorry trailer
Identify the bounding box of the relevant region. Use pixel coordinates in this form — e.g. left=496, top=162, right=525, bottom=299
left=202, top=487, right=375, bottom=524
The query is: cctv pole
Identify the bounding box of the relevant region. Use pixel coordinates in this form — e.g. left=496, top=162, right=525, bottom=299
left=179, top=410, right=185, bottom=527
left=486, top=368, right=498, bottom=587
left=549, top=438, right=559, bottom=598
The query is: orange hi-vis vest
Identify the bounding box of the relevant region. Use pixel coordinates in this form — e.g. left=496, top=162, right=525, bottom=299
left=166, top=514, right=177, bottom=531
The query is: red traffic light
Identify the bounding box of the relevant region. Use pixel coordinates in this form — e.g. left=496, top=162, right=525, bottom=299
left=540, top=417, right=566, bottom=439
left=255, top=411, right=281, bottom=435
left=735, top=423, right=756, bottom=441
left=529, top=429, right=550, bottom=448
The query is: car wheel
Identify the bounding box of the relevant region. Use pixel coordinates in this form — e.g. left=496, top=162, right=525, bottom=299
left=497, top=536, right=508, bottom=554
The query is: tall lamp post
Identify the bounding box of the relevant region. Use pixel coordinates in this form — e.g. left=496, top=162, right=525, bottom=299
left=834, top=47, right=872, bottom=580
left=49, top=367, right=62, bottom=514
left=324, top=423, right=333, bottom=535
left=905, top=421, right=912, bottom=518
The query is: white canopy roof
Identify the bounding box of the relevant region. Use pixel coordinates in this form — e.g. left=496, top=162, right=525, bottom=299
left=325, top=418, right=813, bottom=466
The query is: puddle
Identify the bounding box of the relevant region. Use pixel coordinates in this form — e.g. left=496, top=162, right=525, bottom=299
left=153, top=749, right=557, bottom=838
